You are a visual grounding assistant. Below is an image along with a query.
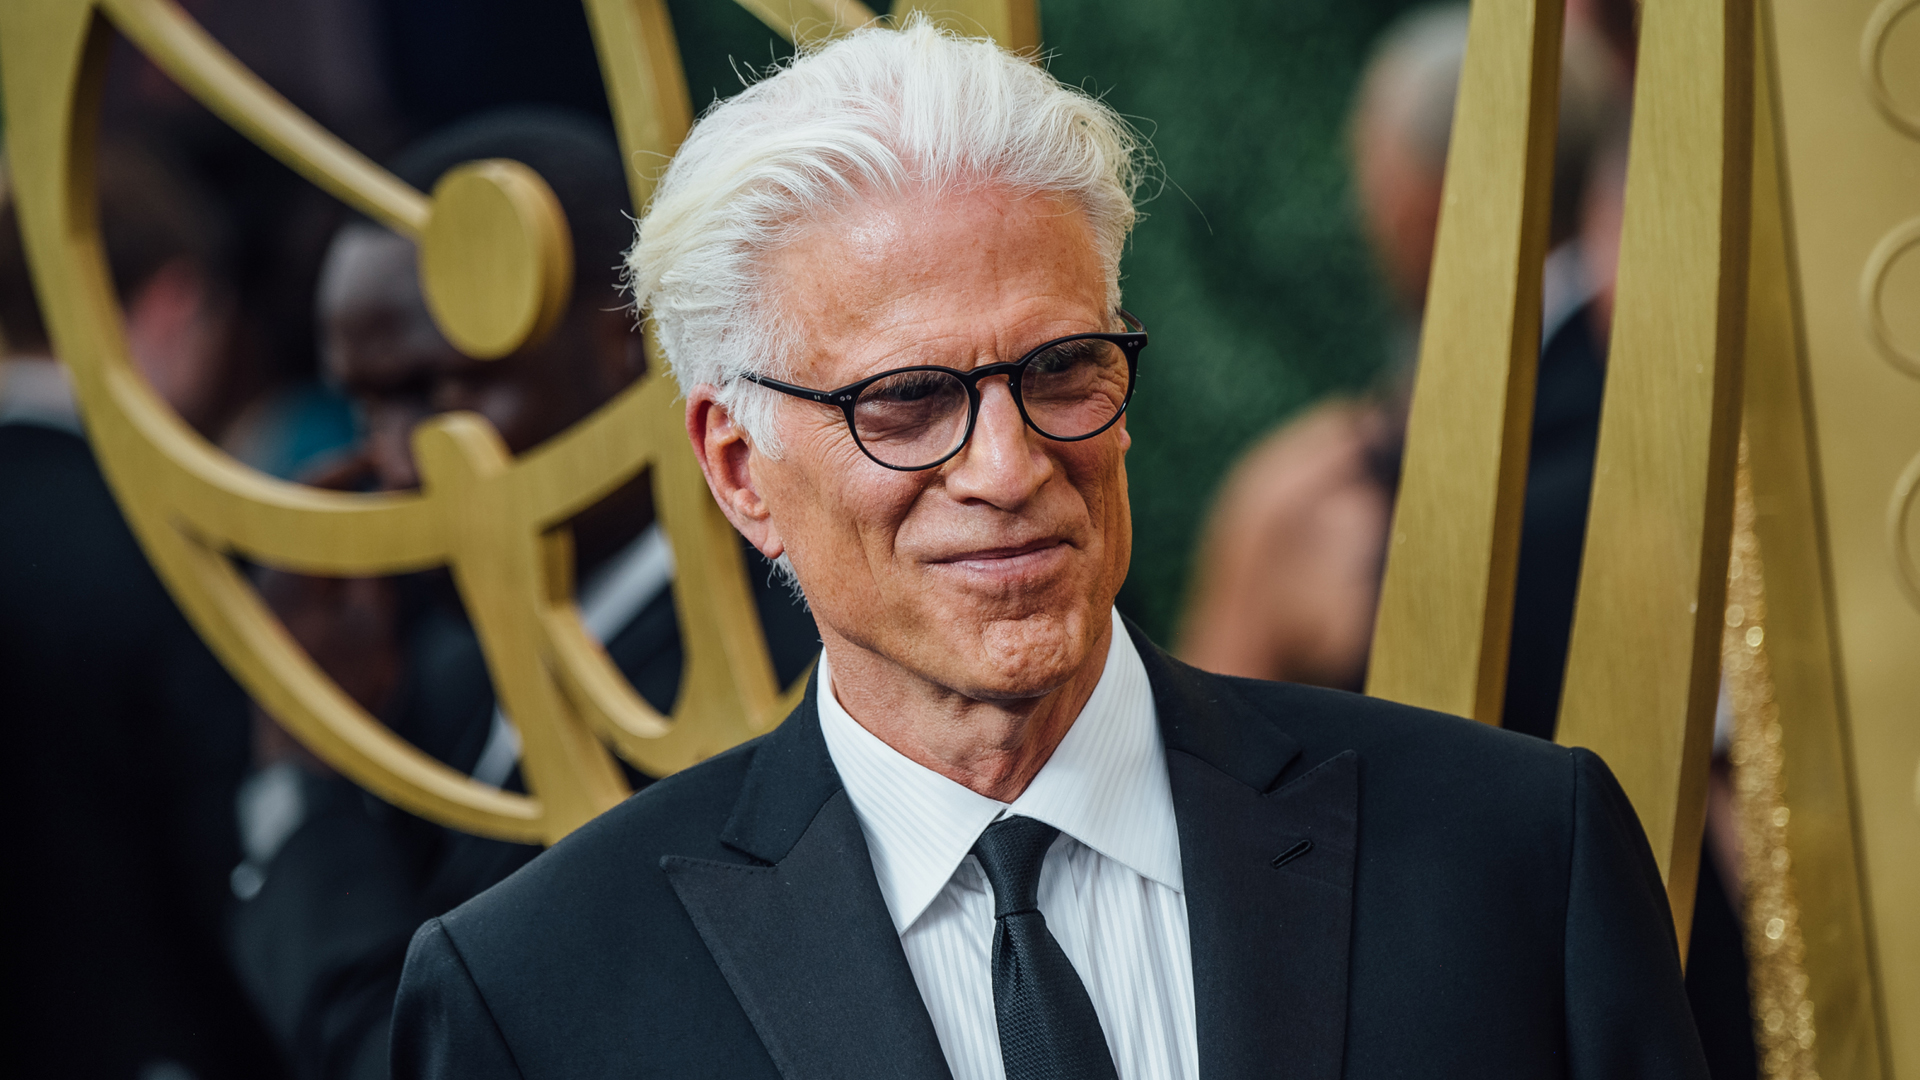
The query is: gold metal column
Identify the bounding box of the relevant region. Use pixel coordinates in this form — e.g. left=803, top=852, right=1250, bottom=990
left=1732, top=5, right=1891, bottom=1071
left=1366, top=0, right=1563, bottom=725
left=1551, top=0, right=1754, bottom=946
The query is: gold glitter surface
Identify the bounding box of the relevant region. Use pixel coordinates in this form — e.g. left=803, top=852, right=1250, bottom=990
left=1726, top=439, right=1821, bottom=1079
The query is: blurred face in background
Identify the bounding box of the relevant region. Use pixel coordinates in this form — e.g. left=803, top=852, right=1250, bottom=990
left=1349, top=8, right=1622, bottom=321
left=316, top=223, right=642, bottom=491
left=122, top=258, right=233, bottom=431
left=1351, top=112, right=1445, bottom=316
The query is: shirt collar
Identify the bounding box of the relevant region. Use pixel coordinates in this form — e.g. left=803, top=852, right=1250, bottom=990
left=817, top=608, right=1182, bottom=935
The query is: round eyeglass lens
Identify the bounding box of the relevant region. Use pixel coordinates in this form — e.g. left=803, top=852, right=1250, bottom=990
left=852, top=369, right=972, bottom=468
left=1018, top=337, right=1131, bottom=439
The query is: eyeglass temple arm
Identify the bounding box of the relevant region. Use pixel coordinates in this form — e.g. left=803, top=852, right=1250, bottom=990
left=739, top=373, right=840, bottom=403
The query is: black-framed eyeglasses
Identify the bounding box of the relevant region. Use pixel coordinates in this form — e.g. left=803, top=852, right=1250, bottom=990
left=742, top=309, right=1146, bottom=471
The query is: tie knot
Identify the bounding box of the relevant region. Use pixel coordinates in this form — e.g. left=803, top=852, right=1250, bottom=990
left=971, top=815, right=1059, bottom=916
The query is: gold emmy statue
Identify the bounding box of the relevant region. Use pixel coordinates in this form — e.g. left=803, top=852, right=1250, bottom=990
left=0, top=0, right=1035, bottom=849
left=1, top=0, right=1913, bottom=1075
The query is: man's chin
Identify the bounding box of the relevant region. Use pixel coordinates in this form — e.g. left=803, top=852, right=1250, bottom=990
left=935, top=605, right=1107, bottom=702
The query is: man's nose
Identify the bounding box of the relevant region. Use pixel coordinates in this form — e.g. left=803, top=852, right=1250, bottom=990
left=943, top=377, right=1052, bottom=507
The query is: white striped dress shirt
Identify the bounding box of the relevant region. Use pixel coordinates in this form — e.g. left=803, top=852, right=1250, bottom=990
left=817, top=608, right=1198, bottom=1080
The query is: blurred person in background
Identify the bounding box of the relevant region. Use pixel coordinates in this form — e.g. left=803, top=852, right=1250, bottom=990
left=0, top=144, right=283, bottom=1079
left=225, top=109, right=818, bottom=1080
left=1179, top=2, right=1618, bottom=730
left=1177, top=4, right=1760, bottom=1075
left=100, top=0, right=396, bottom=469
left=104, top=0, right=800, bottom=486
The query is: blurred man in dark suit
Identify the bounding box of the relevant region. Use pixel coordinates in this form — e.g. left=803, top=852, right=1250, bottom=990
left=1178, top=4, right=1621, bottom=724
left=225, top=109, right=817, bottom=1080
left=1, top=144, right=282, bottom=1080
left=1178, top=7, right=1758, bottom=1075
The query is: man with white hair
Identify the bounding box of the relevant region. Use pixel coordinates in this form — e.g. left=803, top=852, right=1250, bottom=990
left=392, top=21, right=1707, bottom=1079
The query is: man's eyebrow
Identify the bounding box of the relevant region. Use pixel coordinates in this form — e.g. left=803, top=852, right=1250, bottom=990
left=835, top=319, right=1107, bottom=377
left=1037, top=337, right=1106, bottom=356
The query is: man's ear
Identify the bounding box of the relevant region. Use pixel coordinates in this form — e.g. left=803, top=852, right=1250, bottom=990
left=686, top=388, right=784, bottom=562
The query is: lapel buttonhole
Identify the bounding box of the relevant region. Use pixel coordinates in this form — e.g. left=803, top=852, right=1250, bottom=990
left=1269, top=839, right=1313, bottom=869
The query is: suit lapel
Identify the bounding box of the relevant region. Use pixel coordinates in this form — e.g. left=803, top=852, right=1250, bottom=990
left=1134, top=628, right=1359, bottom=1080
left=663, top=691, right=954, bottom=1080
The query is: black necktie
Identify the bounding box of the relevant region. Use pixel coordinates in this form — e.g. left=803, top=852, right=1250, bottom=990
left=971, top=816, right=1120, bottom=1080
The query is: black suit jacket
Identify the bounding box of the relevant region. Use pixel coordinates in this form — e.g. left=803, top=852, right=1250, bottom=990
left=1, top=424, right=280, bottom=1079
left=391, top=624, right=1708, bottom=1079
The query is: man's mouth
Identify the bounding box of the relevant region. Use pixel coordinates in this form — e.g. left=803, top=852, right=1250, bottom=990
left=928, top=538, right=1072, bottom=575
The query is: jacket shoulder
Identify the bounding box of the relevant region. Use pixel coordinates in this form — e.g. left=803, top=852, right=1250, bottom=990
left=1165, top=660, right=1588, bottom=834
left=402, top=736, right=778, bottom=1074
left=1236, top=673, right=1575, bottom=768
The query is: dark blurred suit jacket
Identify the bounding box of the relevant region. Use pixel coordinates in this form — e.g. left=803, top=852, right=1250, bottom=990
left=391, top=622, right=1710, bottom=1080
left=228, top=547, right=816, bottom=1080
left=1, top=421, right=280, bottom=1080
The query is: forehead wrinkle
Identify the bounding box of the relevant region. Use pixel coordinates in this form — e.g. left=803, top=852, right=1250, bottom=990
left=796, top=292, right=1096, bottom=387
left=771, top=190, right=1105, bottom=386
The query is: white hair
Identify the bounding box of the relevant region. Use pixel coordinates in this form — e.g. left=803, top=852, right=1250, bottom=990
left=624, top=16, right=1145, bottom=452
